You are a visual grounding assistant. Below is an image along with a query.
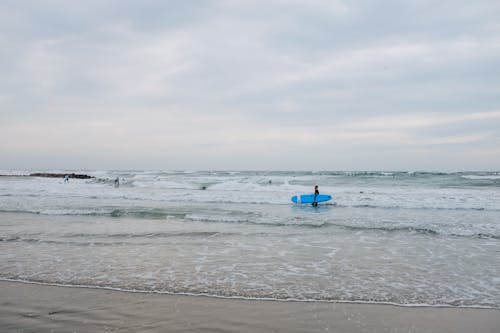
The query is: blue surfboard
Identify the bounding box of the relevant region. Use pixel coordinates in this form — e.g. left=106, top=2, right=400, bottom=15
left=291, top=194, right=332, bottom=204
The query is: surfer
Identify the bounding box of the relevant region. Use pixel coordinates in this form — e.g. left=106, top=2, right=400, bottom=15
left=114, top=177, right=120, bottom=187
left=312, top=185, right=319, bottom=206
left=64, top=175, right=69, bottom=183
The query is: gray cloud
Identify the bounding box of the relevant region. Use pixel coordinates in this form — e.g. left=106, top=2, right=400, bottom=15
left=1, top=1, right=499, bottom=170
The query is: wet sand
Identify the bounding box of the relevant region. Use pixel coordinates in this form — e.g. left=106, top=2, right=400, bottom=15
left=1, top=280, right=499, bottom=332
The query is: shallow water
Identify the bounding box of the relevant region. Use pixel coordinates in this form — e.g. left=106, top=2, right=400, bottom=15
left=1, top=170, right=499, bottom=307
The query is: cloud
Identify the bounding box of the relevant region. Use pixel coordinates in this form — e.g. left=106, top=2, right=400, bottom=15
left=1, top=1, right=499, bottom=170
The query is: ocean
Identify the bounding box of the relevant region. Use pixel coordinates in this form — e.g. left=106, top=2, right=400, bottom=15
left=1, top=170, right=499, bottom=308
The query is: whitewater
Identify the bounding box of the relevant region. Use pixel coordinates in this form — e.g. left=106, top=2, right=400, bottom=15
left=0, top=170, right=499, bottom=307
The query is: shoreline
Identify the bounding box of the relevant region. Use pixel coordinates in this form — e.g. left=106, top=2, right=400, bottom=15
left=1, top=280, right=499, bottom=333
left=1, top=278, right=497, bottom=310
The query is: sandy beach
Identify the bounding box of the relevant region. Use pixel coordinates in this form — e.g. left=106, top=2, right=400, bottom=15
left=0, top=281, right=499, bottom=332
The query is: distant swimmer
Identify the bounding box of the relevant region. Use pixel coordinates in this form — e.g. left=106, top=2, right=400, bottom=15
left=64, top=175, right=69, bottom=183
left=312, top=185, right=319, bottom=207
left=114, top=177, right=120, bottom=187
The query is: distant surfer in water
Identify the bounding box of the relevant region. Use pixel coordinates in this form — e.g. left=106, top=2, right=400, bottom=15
left=312, top=185, right=319, bottom=206
left=114, top=177, right=120, bottom=187
left=64, top=175, right=69, bottom=183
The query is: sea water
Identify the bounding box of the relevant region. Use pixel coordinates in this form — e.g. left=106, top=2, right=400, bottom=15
left=0, top=170, right=499, bottom=307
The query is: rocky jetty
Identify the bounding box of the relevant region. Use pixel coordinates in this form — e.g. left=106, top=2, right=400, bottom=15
left=29, top=173, right=94, bottom=179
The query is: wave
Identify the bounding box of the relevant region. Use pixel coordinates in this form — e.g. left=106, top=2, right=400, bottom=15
left=0, top=231, right=244, bottom=246
left=339, top=224, right=440, bottom=235
left=185, top=213, right=327, bottom=228
left=461, top=174, right=500, bottom=180
left=1, top=220, right=498, bottom=241
left=1, top=198, right=499, bottom=221
left=326, top=223, right=500, bottom=239
left=0, top=208, right=188, bottom=220
left=85, top=171, right=500, bottom=193
left=60, top=231, right=235, bottom=238
left=341, top=204, right=494, bottom=211
left=108, top=208, right=185, bottom=219
left=0, top=208, right=330, bottom=228
left=1, top=278, right=498, bottom=309
left=0, top=237, right=145, bottom=246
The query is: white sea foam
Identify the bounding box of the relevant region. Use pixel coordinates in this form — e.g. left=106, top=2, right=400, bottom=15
left=462, top=174, right=500, bottom=180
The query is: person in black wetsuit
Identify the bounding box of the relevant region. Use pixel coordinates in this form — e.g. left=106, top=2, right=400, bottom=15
left=312, top=185, right=319, bottom=206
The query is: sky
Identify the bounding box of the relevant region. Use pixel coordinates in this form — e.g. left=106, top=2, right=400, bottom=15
left=1, top=0, right=499, bottom=171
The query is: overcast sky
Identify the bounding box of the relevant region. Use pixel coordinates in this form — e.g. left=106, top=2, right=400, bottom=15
left=1, top=1, right=499, bottom=171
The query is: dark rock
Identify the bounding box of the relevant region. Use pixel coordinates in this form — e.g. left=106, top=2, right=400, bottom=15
left=30, top=173, right=94, bottom=179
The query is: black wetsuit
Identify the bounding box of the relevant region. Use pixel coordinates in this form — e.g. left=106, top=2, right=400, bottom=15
left=313, top=188, right=319, bottom=206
